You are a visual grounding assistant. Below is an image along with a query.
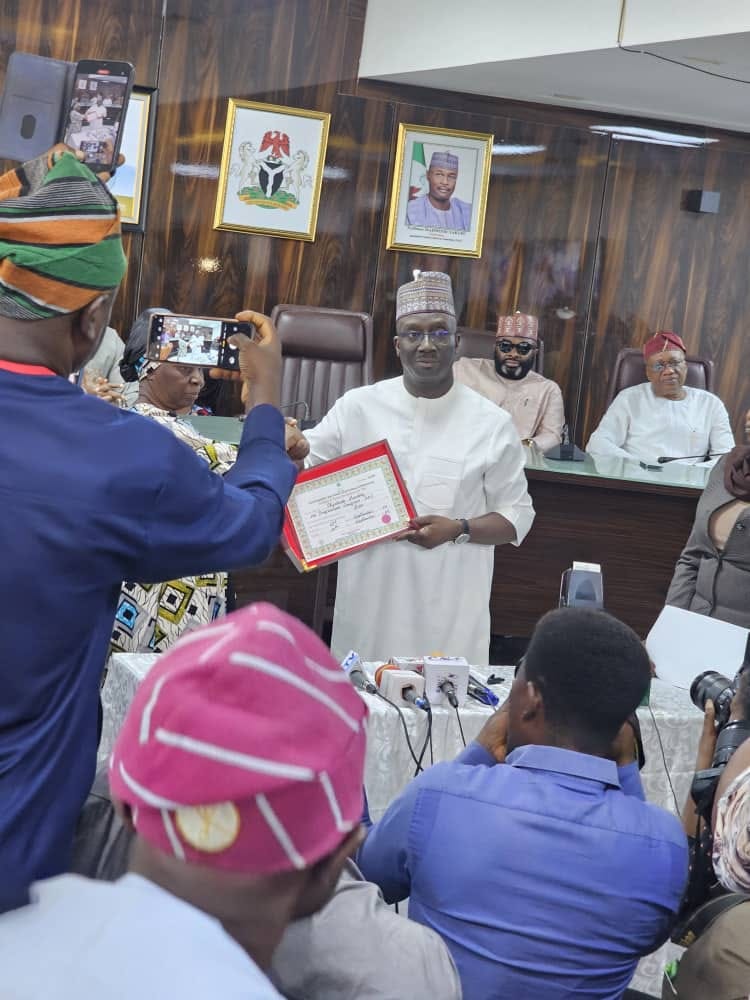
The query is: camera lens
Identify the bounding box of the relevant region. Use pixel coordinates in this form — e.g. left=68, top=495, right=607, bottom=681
left=690, top=670, right=735, bottom=727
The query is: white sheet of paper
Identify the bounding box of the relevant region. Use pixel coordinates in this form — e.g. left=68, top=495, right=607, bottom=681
left=646, top=605, right=749, bottom=689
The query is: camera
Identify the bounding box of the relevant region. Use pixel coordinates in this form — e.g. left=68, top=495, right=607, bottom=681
left=689, top=639, right=750, bottom=824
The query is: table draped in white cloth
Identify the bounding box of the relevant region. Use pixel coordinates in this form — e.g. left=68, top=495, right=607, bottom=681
left=101, top=656, right=703, bottom=998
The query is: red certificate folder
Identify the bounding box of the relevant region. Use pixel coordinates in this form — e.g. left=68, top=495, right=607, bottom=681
left=282, top=440, right=417, bottom=572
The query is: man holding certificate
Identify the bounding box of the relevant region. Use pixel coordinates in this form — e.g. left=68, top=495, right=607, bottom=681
left=298, top=271, right=535, bottom=664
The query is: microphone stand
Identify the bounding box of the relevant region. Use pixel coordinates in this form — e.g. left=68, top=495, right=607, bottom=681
left=657, top=452, right=727, bottom=464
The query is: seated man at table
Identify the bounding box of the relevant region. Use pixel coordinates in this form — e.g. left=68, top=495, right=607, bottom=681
left=357, top=607, right=688, bottom=1000
left=587, top=330, right=734, bottom=466
left=453, top=311, right=565, bottom=451
left=299, top=270, right=535, bottom=664
left=0, top=604, right=369, bottom=998
left=0, top=147, right=297, bottom=896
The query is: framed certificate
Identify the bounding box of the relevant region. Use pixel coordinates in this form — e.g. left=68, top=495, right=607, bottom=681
left=283, top=441, right=417, bottom=572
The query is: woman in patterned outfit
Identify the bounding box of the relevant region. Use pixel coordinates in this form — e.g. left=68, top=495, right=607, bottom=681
left=110, top=311, right=239, bottom=653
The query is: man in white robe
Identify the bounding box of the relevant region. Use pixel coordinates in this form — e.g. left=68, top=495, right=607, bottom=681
left=302, top=271, right=535, bottom=665
left=454, top=311, right=565, bottom=451
left=587, top=331, right=734, bottom=466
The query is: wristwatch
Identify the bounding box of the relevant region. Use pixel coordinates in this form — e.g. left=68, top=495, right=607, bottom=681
left=453, top=518, right=471, bottom=545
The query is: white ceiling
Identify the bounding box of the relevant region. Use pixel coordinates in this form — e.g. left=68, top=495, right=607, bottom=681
left=367, top=32, right=750, bottom=134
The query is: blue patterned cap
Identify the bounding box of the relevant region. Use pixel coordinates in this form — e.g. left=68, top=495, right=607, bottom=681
left=429, top=151, right=459, bottom=171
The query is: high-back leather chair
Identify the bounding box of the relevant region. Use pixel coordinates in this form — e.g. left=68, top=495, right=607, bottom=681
left=271, top=304, right=374, bottom=423
left=605, top=347, right=714, bottom=408
left=455, top=325, right=545, bottom=373
left=243, top=304, right=374, bottom=639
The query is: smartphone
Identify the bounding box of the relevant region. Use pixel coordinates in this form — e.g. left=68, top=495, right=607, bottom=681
left=146, top=314, right=255, bottom=370
left=62, top=59, right=134, bottom=173
left=0, top=52, right=74, bottom=161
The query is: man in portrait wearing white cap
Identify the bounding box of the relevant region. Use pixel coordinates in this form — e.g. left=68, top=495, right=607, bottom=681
left=406, top=151, right=472, bottom=231
left=454, top=311, right=565, bottom=451
left=294, top=272, right=535, bottom=664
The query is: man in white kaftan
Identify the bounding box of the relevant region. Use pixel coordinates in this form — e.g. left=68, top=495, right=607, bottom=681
left=303, top=272, right=535, bottom=665
left=587, top=330, right=734, bottom=467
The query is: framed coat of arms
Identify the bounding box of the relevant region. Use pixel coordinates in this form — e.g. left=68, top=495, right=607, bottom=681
left=213, top=99, right=331, bottom=242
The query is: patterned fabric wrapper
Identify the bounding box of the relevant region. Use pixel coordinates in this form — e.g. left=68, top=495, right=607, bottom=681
left=0, top=150, right=126, bottom=319
left=138, top=359, right=161, bottom=381
left=109, top=603, right=368, bottom=874
left=395, top=271, right=455, bottom=321
left=712, top=763, right=750, bottom=892
left=496, top=312, right=539, bottom=341
left=429, top=151, right=459, bottom=171
left=643, top=330, right=686, bottom=360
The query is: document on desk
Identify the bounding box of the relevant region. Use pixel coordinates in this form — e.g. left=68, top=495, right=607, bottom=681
left=283, top=441, right=417, bottom=571
left=646, top=605, right=749, bottom=689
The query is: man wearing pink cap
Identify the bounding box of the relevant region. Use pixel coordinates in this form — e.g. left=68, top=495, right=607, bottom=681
left=0, top=603, right=368, bottom=998
left=454, top=311, right=565, bottom=451
left=587, top=330, right=734, bottom=466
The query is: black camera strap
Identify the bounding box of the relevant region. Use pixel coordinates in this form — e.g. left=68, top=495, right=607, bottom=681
left=671, top=892, right=749, bottom=948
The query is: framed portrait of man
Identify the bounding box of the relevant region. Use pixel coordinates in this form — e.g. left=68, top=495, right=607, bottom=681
left=386, top=123, right=493, bottom=258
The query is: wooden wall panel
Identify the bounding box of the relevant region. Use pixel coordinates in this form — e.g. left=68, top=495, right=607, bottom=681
left=0, top=0, right=748, bottom=439
left=137, top=0, right=394, bottom=340
left=371, top=104, right=609, bottom=431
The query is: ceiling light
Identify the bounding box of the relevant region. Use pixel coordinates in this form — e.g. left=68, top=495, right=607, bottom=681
left=589, top=125, right=718, bottom=149
left=492, top=144, right=546, bottom=155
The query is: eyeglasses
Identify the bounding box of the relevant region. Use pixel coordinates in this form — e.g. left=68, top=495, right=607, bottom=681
left=398, top=329, right=455, bottom=345
left=648, top=360, right=687, bottom=373
left=496, top=340, right=536, bottom=356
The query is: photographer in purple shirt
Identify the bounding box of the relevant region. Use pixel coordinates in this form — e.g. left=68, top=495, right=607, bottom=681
left=358, top=607, right=688, bottom=1000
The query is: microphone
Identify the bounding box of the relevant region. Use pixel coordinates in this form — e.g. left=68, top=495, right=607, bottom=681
left=403, top=686, right=429, bottom=712
left=439, top=678, right=459, bottom=709
left=280, top=399, right=316, bottom=430
left=657, top=452, right=726, bottom=464
left=341, top=650, right=377, bottom=695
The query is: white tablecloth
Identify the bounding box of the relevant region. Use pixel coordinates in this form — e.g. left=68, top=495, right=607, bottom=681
left=101, top=656, right=702, bottom=997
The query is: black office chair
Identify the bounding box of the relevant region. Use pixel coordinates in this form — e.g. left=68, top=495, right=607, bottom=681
left=605, top=347, right=713, bottom=408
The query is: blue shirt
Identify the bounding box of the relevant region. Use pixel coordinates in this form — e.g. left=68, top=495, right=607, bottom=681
left=358, top=742, right=688, bottom=1000
left=0, top=369, right=296, bottom=892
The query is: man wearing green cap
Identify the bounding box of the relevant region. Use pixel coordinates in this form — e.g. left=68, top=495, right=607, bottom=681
left=0, top=148, right=297, bottom=896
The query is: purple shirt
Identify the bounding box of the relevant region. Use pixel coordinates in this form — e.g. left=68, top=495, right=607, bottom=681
left=406, top=194, right=472, bottom=231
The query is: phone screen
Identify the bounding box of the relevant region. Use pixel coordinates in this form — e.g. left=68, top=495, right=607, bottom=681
left=147, top=315, right=249, bottom=370
left=63, top=62, right=133, bottom=171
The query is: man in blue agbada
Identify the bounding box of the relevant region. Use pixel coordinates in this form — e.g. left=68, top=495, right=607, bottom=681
left=0, top=148, right=297, bottom=897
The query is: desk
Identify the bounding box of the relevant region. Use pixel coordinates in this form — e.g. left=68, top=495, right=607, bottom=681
left=493, top=452, right=709, bottom=638
left=101, top=655, right=701, bottom=998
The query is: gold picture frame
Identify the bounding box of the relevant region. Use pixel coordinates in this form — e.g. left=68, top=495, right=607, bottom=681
left=386, top=123, right=494, bottom=258
left=213, top=99, right=331, bottom=242
left=106, top=87, right=157, bottom=232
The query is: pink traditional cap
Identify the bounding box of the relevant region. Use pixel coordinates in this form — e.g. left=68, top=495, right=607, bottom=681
left=396, top=270, right=455, bottom=321
left=496, top=312, right=539, bottom=342
left=109, top=603, right=368, bottom=874
left=643, top=330, right=686, bottom=360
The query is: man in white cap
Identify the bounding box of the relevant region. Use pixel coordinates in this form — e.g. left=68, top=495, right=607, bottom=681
left=296, top=271, right=535, bottom=664
left=454, top=311, right=565, bottom=451
left=406, top=151, right=472, bottom=230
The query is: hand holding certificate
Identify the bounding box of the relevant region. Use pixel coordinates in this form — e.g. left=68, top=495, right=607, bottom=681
left=283, top=441, right=416, bottom=571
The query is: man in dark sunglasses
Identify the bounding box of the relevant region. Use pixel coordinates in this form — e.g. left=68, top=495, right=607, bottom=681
left=454, top=312, right=565, bottom=451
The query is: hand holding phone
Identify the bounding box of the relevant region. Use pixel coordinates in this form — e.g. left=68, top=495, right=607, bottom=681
left=209, top=310, right=283, bottom=411
left=63, top=59, right=134, bottom=174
